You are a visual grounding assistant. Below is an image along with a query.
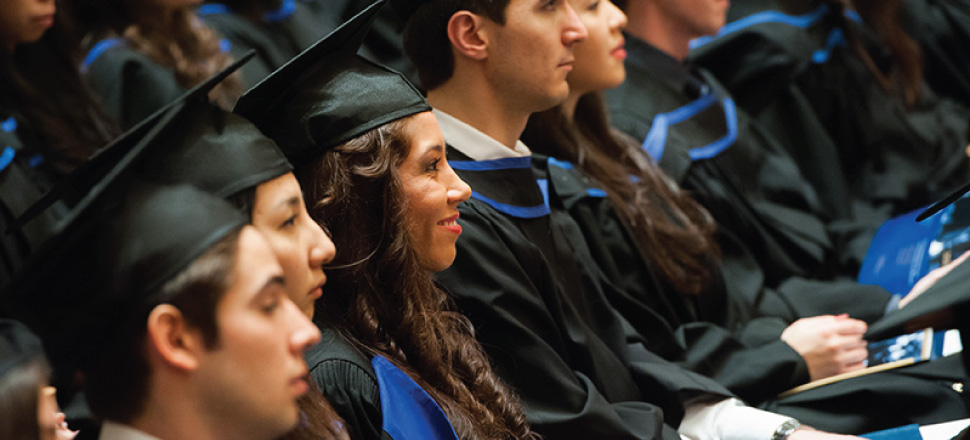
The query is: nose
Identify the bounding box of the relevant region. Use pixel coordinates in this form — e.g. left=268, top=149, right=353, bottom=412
left=562, top=1, right=589, bottom=45
left=287, top=300, right=322, bottom=353
left=307, top=222, right=336, bottom=269
left=446, top=169, right=472, bottom=206
left=611, top=2, right=628, bottom=31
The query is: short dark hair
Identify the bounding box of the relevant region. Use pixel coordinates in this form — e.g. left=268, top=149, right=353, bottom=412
left=402, top=0, right=512, bottom=90
left=84, top=228, right=242, bottom=423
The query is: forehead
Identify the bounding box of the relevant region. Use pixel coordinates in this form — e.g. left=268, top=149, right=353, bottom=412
left=221, top=227, right=283, bottom=303
left=253, top=173, right=301, bottom=209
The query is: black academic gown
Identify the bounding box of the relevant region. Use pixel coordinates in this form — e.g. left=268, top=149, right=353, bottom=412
left=306, top=326, right=460, bottom=440
left=543, top=155, right=970, bottom=433
left=606, top=35, right=869, bottom=286
left=691, top=0, right=970, bottom=216
left=200, top=0, right=342, bottom=88
left=900, top=0, right=970, bottom=107
left=436, top=149, right=734, bottom=440
left=82, top=39, right=184, bottom=130
left=0, top=114, right=67, bottom=291
left=306, top=327, right=387, bottom=440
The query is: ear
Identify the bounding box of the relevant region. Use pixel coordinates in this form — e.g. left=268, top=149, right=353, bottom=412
left=146, top=304, right=204, bottom=372
left=447, top=11, right=490, bottom=61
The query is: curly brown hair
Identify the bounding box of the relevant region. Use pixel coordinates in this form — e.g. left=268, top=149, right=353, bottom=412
left=523, top=93, right=720, bottom=296
left=67, top=0, right=242, bottom=109
left=297, top=114, right=539, bottom=440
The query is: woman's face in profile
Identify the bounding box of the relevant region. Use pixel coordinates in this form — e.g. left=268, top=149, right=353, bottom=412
left=0, top=0, right=55, bottom=51
left=251, top=173, right=335, bottom=319
left=396, top=111, right=472, bottom=273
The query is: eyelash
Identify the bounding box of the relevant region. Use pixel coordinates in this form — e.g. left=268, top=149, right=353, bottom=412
left=281, top=215, right=297, bottom=228
left=426, top=158, right=441, bottom=172
left=589, top=0, right=600, bottom=10
left=262, top=297, right=281, bottom=314
left=542, top=0, right=558, bottom=10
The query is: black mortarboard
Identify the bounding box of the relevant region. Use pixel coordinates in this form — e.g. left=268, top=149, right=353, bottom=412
left=8, top=50, right=258, bottom=231
left=5, top=178, right=247, bottom=379
left=387, top=0, right=427, bottom=20
left=134, top=100, right=292, bottom=199
left=0, top=319, right=45, bottom=379
left=234, top=0, right=431, bottom=164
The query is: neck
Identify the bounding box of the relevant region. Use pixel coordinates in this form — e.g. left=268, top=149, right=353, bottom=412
left=128, top=379, right=229, bottom=440
left=562, top=92, right=582, bottom=121
left=625, top=2, right=691, bottom=61
left=426, top=72, right=530, bottom=150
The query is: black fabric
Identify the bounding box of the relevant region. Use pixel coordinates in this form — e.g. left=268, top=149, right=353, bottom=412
left=137, top=101, right=292, bottom=198
left=10, top=53, right=255, bottom=232
left=6, top=180, right=246, bottom=380
left=607, top=34, right=873, bottom=286
left=900, top=0, right=970, bottom=107
left=436, top=148, right=733, bottom=440
left=547, top=139, right=970, bottom=432
left=691, top=0, right=970, bottom=216
left=235, top=0, right=430, bottom=164
left=0, top=120, right=66, bottom=290
left=202, top=0, right=343, bottom=88
left=306, top=327, right=391, bottom=440
left=0, top=318, right=44, bottom=379
left=764, top=355, right=969, bottom=434
left=84, top=43, right=185, bottom=130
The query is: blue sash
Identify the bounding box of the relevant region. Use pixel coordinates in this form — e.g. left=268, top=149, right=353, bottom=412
left=371, top=355, right=459, bottom=440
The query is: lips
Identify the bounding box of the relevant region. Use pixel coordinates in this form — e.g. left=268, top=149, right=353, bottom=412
left=34, top=14, right=55, bottom=28
left=611, top=40, right=627, bottom=60
left=291, top=373, right=309, bottom=396
left=437, top=214, right=462, bottom=234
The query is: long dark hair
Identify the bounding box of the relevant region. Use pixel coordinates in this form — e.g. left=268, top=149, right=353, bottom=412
left=0, top=360, right=49, bottom=440
left=66, top=0, right=242, bottom=109
left=830, top=0, right=923, bottom=107
left=299, top=115, right=538, bottom=440
left=523, top=93, right=720, bottom=295
left=0, top=5, right=117, bottom=175
left=278, top=380, right=349, bottom=440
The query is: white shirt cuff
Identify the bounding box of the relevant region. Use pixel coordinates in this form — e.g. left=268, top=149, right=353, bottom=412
left=679, top=397, right=794, bottom=440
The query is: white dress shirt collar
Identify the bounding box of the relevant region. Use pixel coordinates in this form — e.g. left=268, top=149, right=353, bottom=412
left=433, top=109, right=532, bottom=161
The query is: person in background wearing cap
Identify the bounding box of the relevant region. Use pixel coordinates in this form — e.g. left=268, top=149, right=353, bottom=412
left=65, top=0, right=243, bottom=129
left=198, top=0, right=343, bottom=88
left=0, top=0, right=117, bottom=287
left=520, top=0, right=970, bottom=433
left=0, top=319, right=76, bottom=440
left=8, top=181, right=322, bottom=440
left=392, top=0, right=864, bottom=438
left=235, top=2, right=539, bottom=438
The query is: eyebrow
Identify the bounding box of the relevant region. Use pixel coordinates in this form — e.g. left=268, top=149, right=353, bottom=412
left=276, top=196, right=301, bottom=210
left=423, top=144, right=445, bottom=155
left=251, top=274, right=287, bottom=304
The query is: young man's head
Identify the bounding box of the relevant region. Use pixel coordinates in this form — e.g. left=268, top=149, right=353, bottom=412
left=85, top=225, right=320, bottom=440
left=620, top=0, right=727, bottom=58
left=402, top=0, right=588, bottom=114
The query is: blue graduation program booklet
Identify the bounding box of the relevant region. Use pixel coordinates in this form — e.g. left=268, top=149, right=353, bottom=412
left=858, top=195, right=970, bottom=296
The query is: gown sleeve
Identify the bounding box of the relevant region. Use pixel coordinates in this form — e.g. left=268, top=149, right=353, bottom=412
left=438, top=201, right=697, bottom=440
left=85, top=46, right=184, bottom=130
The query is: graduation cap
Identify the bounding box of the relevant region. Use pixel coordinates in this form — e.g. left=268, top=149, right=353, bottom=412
left=5, top=178, right=247, bottom=381
left=8, top=50, right=258, bottom=232
left=387, top=0, right=427, bottom=20
left=234, top=0, right=431, bottom=165
left=0, top=319, right=45, bottom=379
